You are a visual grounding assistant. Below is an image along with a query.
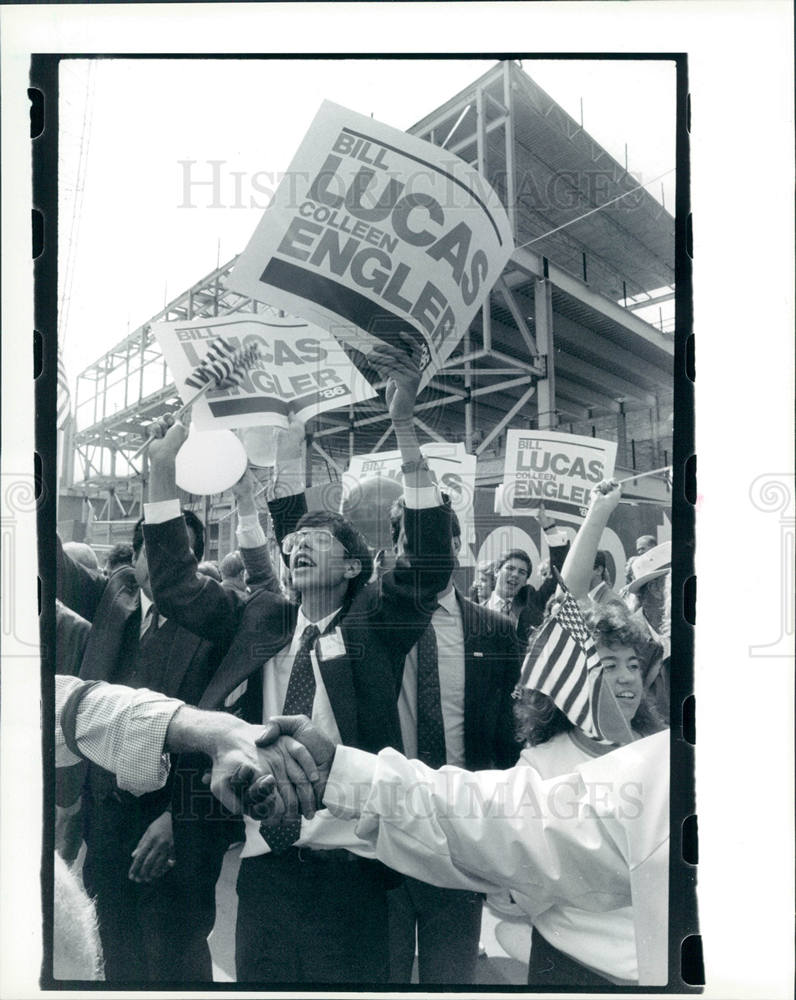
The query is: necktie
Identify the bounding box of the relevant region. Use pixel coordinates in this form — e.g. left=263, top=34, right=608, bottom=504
left=260, top=623, right=320, bottom=853
left=416, top=621, right=447, bottom=770
left=500, top=598, right=513, bottom=617
left=140, top=604, right=159, bottom=644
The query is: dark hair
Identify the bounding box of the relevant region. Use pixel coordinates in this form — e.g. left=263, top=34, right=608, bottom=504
left=105, top=542, right=134, bottom=572
left=132, top=508, right=205, bottom=562
left=389, top=492, right=460, bottom=546
left=220, top=551, right=244, bottom=579
left=197, top=561, right=222, bottom=582
left=593, top=550, right=607, bottom=570
left=295, top=510, right=373, bottom=600
left=496, top=548, right=531, bottom=573
left=514, top=600, right=665, bottom=746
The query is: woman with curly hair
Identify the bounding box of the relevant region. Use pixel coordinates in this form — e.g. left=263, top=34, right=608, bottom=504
left=511, top=485, right=668, bottom=988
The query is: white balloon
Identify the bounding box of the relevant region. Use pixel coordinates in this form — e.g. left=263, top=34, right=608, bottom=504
left=175, top=428, right=247, bottom=495
left=239, top=425, right=279, bottom=468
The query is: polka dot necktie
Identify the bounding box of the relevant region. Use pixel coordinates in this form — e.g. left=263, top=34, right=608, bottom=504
left=416, top=620, right=447, bottom=770
left=260, top=623, right=320, bottom=854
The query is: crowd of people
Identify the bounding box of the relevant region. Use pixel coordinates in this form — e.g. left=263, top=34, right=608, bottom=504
left=53, top=345, right=672, bottom=986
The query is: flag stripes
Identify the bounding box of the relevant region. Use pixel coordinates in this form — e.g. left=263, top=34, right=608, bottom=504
left=517, top=590, right=606, bottom=741
left=184, top=338, right=262, bottom=390
left=57, top=350, right=71, bottom=429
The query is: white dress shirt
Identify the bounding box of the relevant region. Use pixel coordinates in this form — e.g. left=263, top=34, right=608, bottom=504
left=398, top=586, right=466, bottom=766
left=486, top=591, right=514, bottom=618
left=240, top=605, right=343, bottom=858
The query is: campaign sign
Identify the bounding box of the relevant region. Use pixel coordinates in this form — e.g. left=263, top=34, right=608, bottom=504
left=151, top=312, right=376, bottom=431
left=344, top=442, right=477, bottom=554
left=227, top=101, right=514, bottom=388
left=502, top=429, right=618, bottom=520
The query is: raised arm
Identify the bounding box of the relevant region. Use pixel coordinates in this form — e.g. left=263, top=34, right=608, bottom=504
left=368, top=343, right=454, bottom=620
left=231, top=468, right=281, bottom=595
left=143, top=417, right=246, bottom=646
left=266, top=414, right=309, bottom=556
left=559, top=480, right=622, bottom=599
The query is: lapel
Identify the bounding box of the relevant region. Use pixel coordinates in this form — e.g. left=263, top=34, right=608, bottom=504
left=160, top=620, right=206, bottom=699
left=198, top=594, right=297, bottom=710
left=315, top=605, right=357, bottom=746
left=80, top=571, right=141, bottom=683
left=456, top=589, right=485, bottom=760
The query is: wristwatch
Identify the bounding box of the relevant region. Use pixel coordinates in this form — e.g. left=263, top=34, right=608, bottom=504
left=400, top=458, right=431, bottom=475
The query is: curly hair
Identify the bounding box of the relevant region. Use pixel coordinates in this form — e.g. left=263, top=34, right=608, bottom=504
left=514, top=599, right=666, bottom=746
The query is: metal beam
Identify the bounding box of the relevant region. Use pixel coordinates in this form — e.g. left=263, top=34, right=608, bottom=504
left=495, top=276, right=538, bottom=356
left=555, top=376, right=621, bottom=414
left=311, top=440, right=344, bottom=475
left=475, top=385, right=536, bottom=455
left=555, top=352, right=656, bottom=406
left=413, top=417, right=447, bottom=443
left=534, top=277, right=556, bottom=429
left=510, top=247, right=674, bottom=358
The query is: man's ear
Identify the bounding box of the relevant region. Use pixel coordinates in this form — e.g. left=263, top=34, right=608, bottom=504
left=342, top=558, right=362, bottom=580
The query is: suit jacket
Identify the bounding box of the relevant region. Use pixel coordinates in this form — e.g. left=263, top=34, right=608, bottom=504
left=455, top=590, right=523, bottom=770
left=393, top=589, right=522, bottom=772
left=511, top=538, right=570, bottom=648
left=144, top=491, right=454, bottom=756
left=56, top=534, right=220, bottom=704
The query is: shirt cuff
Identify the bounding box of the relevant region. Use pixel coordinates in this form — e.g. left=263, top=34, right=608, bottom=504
left=144, top=498, right=182, bottom=524
left=236, top=512, right=267, bottom=548
left=322, top=745, right=378, bottom=820
left=114, top=694, right=184, bottom=794
left=544, top=527, right=568, bottom=547
left=403, top=484, right=441, bottom=510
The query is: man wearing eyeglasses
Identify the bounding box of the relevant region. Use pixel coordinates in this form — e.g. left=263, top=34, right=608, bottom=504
left=142, top=342, right=453, bottom=984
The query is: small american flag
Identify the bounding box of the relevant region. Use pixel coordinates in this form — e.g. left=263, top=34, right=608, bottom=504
left=57, top=350, right=71, bottom=430
left=184, top=337, right=262, bottom=390
left=516, top=586, right=633, bottom=745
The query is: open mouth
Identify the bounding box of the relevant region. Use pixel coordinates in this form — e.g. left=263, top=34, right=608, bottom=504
left=293, top=555, right=316, bottom=570
left=615, top=691, right=637, bottom=700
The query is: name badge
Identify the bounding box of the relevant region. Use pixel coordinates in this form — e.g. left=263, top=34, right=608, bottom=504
left=318, top=627, right=346, bottom=661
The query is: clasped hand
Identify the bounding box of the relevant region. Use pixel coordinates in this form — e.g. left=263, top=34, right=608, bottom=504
left=211, top=715, right=334, bottom=826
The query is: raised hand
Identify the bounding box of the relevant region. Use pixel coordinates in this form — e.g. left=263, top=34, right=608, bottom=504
left=589, top=479, right=622, bottom=519
left=231, top=467, right=260, bottom=517
left=368, top=340, right=422, bottom=426
left=147, top=414, right=188, bottom=469
left=274, top=412, right=306, bottom=466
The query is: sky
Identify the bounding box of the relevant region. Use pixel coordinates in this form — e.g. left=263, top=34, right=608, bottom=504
left=58, top=57, right=676, bottom=390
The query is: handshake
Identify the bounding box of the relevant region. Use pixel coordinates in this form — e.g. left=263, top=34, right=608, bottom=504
left=190, top=712, right=337, bottom=824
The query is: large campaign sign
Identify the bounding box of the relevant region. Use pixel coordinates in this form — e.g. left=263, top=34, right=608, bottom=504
left=227, top=101, right=514, bottom=387
left=344, top=442, right=477, bottom=557
left=151, top=312, right=376, bottom=431
left=501, top=429, right=618, bottom=520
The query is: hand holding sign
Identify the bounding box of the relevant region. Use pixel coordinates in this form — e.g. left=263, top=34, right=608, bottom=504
left=368, top=341, right=421, bottom=424
left=147, top=413, right=189, bottom=467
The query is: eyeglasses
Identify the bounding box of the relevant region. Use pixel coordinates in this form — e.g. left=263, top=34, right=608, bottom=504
left=282, top=528, right=348, bottom=556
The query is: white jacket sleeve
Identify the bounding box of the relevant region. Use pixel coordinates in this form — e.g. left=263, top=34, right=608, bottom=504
left=317, top=732, right=668, bottom=919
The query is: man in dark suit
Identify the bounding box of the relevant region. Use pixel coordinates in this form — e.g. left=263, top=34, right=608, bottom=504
left=56, top=509, right=234, bottom=982
left=142, top=344, right=454, bottom=984
left=486, top=508, right=569, bottom=647
left=385, top=498, right=522, bottom=984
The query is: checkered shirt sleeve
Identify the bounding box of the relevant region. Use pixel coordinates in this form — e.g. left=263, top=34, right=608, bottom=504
left=55, top=675, right=184, bottom=795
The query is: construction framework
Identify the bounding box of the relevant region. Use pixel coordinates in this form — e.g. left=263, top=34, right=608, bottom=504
left=63, top=62, right=676, bottom=556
